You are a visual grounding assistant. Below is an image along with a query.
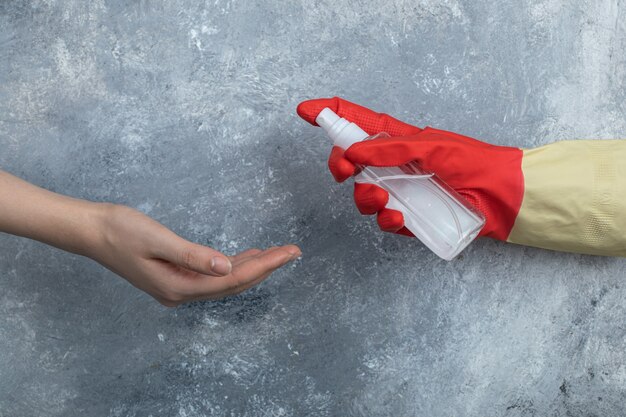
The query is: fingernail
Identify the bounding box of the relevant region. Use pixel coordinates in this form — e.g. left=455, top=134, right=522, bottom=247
left=210, top=257, right=232, bottom=275
left=287, top=249, right=302, bottom=259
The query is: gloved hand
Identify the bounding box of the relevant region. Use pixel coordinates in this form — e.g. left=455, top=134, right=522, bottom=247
left=297, top=97, right=524, bottom=241
left=298, top=97, right=626, bottom=257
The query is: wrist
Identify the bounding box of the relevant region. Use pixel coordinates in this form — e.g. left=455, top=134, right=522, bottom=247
left=76, top=202, right=115, bottom=258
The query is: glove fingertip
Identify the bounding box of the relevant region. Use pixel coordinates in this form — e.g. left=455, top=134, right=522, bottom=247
left=354, top=183, right=388, bottom=215
left=328, top=146, right=356, bottom=182
left=297, top=98, right=336, bottom=125
left=330, top=161, right=356, bottom=183
left=377, top=208, right=405, bottom=233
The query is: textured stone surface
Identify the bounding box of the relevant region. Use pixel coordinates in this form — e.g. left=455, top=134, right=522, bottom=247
left=1, top=1, right=626, bottom=416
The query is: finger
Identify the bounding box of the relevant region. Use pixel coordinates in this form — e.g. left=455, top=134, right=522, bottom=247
left=229, top=248, right=263, bottom=265
left=328, top=146, right=357, bottom=182
left=297, top=97, right=422, bottom=137
left=345, top=135, right=433, bottom=167
left=197, top=245, right=301, bottom=297
left=172, top=246, right=299, bottom=302
left=154, top=237, right=232, bottom=277
left=207, top=266, right=276, bottom=301
left=345, top=129, right=489, bottom=178
left=353, top=183, right=388, bottom=215
left=377, top=208, right=405, bottom=233
left=229, top=247, right=290, bottom=270
left=220, top=245, right=301, bottom=296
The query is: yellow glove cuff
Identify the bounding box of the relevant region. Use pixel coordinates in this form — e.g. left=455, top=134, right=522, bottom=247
left=508, top=140, right=626, bottom=256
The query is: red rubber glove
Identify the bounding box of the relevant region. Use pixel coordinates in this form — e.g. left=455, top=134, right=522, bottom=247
left=297, top=97, right=525, bottom=240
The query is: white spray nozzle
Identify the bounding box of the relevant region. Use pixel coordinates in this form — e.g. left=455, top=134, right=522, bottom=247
left=316, top=108, right=340, bottom=131
left=315, top=107, right=370, bottom=150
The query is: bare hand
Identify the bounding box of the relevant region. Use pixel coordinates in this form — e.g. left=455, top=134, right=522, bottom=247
left=0, top=171, right=300, bottom=306
left=88, top=204, right=301, bottom=306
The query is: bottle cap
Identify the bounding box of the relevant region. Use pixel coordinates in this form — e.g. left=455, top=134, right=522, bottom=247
left=316, top=108, right=340, bottom=131
left=315, top=107, right=369, bottom=149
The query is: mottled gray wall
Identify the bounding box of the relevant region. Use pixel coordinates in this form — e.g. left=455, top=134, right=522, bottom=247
left=1, top=0, right=626, bottom=416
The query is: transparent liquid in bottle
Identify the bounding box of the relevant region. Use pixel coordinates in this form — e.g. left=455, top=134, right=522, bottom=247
left=356, top=154, right=485, bottom=260
left=315, top=107, right=485, bottom=260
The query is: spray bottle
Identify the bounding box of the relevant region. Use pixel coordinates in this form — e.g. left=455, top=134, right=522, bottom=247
left=316, top=108, right=485, bottom=260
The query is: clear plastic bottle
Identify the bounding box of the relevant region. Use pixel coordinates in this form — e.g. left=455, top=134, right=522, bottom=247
left=316, top=108, right=485, bottom=260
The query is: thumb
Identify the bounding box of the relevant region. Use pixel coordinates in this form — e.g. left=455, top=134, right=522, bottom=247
left=160, top=238, right=232, bottom=276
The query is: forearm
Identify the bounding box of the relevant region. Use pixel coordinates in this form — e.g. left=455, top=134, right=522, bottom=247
left=0, top=170, right=104, bottom=256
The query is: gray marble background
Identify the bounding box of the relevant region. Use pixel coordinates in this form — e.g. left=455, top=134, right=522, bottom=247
left=1, top=1, right=626, bottom=416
